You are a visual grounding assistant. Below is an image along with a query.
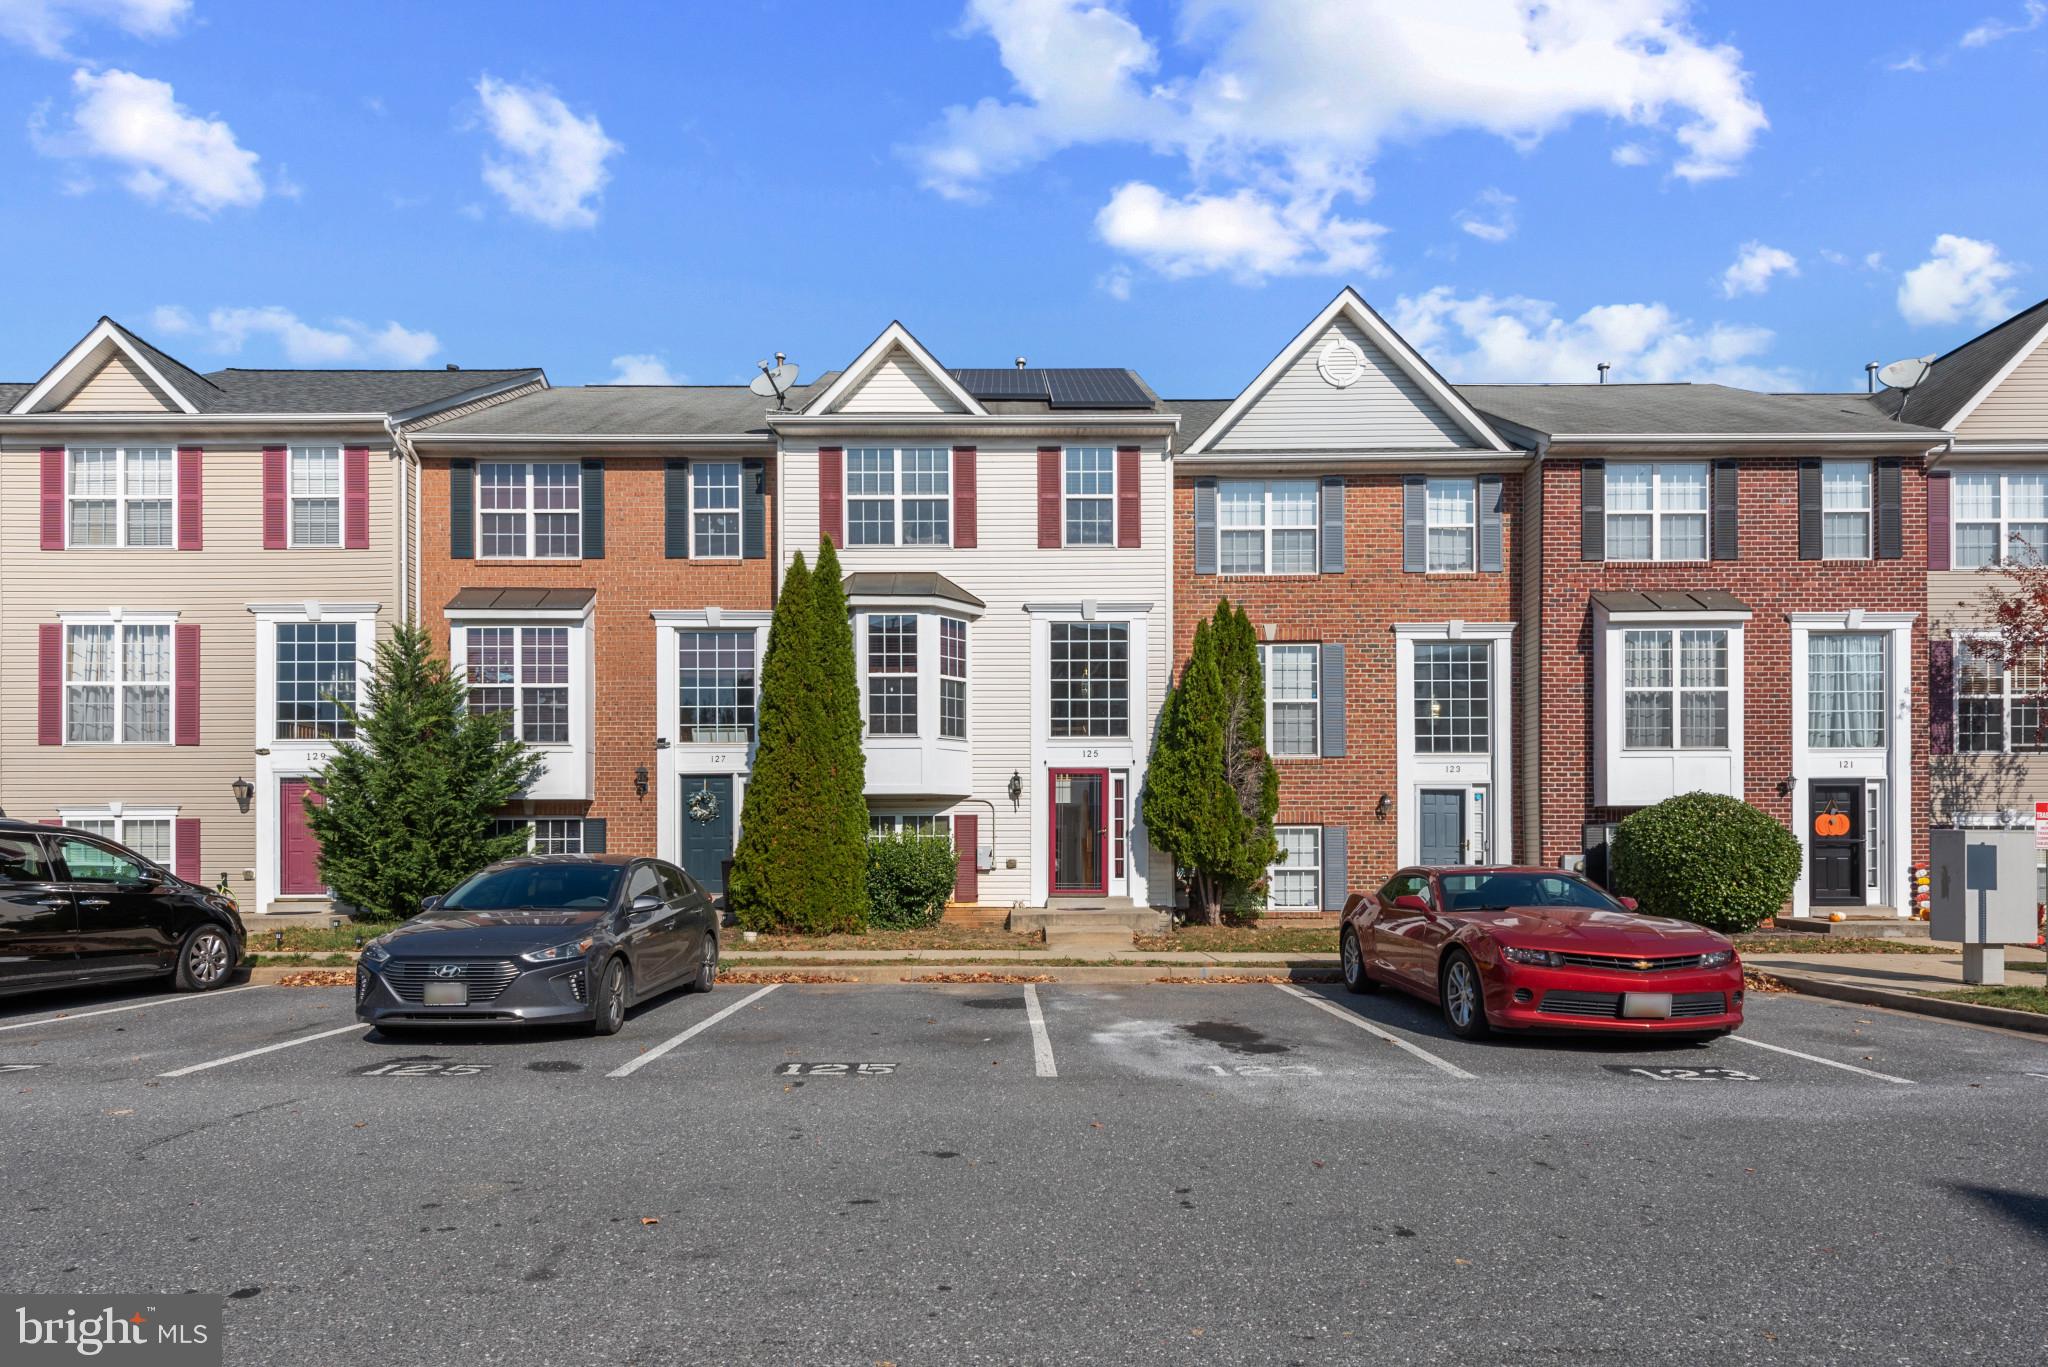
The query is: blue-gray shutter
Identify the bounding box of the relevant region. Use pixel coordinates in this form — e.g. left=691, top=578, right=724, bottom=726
left=1797, top=460, right=1822, bottom=560
left=1580, top=461, right=1604, bottom=561
left=580, top=459, right=605, bottom=559
left=1875, top=459, right=1902, bottom=560
left=1401, top=476, right=1426, bottom=573
left=1193, top=478, right=1218, bottom=575
left=1319, top=475, right=1345, bottom=573
left=1319, top=643, right=1346, bottom=757
left=664, top=460, right=689, bottom=559
left=1321, top=825, right=1347, bottom=912
left=582, top=818, right=606, bottom=854
left=1712, top=460, right=1739, bottom=561
left=1477, top=474, right=1503, bottom=573
left=449, top=459, right=475, bottom=560
left=742, top=459, right=767, bottom=559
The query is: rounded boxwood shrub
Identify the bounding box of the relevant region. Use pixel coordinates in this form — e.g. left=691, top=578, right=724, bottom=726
left=865, top=832, right=958, bottom=930
left=1610, top=791, right=1800, bottom=934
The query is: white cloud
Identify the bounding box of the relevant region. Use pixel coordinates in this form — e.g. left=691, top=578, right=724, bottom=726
left=1610, top=142, right=1654, bottom=167
left=0, top=0, right=189, bottom=59
left=608, top=353, right=681, bottom=384
left=34, top=67, right=263, bottom=216
left=474, top=75, right=621, bottom=229
left=174, top=306, right=441, bottom=366
left=1095, top=181, right=1382, bottom=280
left=1392, top=286, right=1798, bottom=389
left=1962, top=1, right=2045, bottom=47
left=1897, top=234, right=2019, bottom=326
left=1455, top=188, right=1517, bottom=243
left=1096, top=264, right=1134, bottom=300
left=910, top=1, right=1766, bottom=281
left=1864, top=251, right=1885, bottom=271
left=1887, top=52, right=1928, bottom=72
left=1720, top=241, right=1798, bottom=297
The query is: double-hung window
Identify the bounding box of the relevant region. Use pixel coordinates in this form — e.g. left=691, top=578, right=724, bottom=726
left=939, top=617, right=967, bottom=741
left=1050, top=622, right=1128, bottom=737
left=63, top=815, right=173, bottom=867
left=1605, top=463, right=1708, bottom=561
left=1426, top=478, right=1476, bottom=572
left=1259, top=644, right=1320, bottom=757
left=275, top=623, right=358, bottom=740
left=1219, top=479, right=1316, bottom=574
left=491, top=817, right=584, bottom=855
left=677, top=630, right=757, bottom=744
left=1064, top=447, right=1115, bottom=546
left=68, top=446, right=173, bottom=548
left=1808, top=634, right=1885, bottom=749
left=869, top=813, right=947, bottom=838
left=480, top=462, right=581, bottom=558
left=690, top=462, right=742, bottom=558
left=847, top=448, right=949, bottom=547
left=1954, top=470, right=2048, bottom=568
left=1821, top=461, right=1872, bottom=559
left=289, top=446, right=342, bottom=547
left=866, top=615, right=918, bottom=736
left=467, top=626, right=571, bottom=743
left=1957, top=638, right=2048, bottom=753
left=1414, top=642, right=1490, bottom=753
left=1268, top=827, right=1322, bottom=910
left=65, top=622, right=170, bottom=744
left=1622, top=628, right=1729, bottom=749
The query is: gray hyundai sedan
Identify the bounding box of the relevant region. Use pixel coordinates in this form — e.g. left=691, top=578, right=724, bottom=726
left=355, top=854, right=718, bottom=1034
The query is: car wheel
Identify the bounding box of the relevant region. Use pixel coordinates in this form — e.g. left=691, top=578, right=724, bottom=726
left=591, top=959, right=629, bottom=1036
left=1439, top=951, right=1491, bottom=1040
left=173, top=924, right=235, bottom=992
left=1340, top=928, right=1377, bottom=995
left=691, top=937, right=718, bottom=994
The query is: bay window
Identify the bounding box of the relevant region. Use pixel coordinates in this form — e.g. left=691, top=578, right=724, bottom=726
left=1956, top=638, right=2047, bottom=753
left=1622, top=628, right=1729, bottom=749
left=65, top=621, right=170, bottom=744
left=847, top=447, right=950, bottom=547
left=68, top=445, right=173, bottom=548
left=1219, top=479, right=1317, bottom=574
left=467, top=626, right=572, bottom=743
left=940, top=617, right=967, bottom=741
left=866, top=614, right=918, bottom=736
left=1050, top=622, right=1128, bottom=737
left=1954, top=470, right=2048, bottom=568
left=480, top=462, right=581, bottom=559
left=1808, top=633, right=1885, bottom=748
left=1605, top=463, right=1708, bottom=561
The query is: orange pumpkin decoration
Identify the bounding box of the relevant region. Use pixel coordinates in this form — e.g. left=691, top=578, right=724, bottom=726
left=1813, top=807, right=1851, bottom=838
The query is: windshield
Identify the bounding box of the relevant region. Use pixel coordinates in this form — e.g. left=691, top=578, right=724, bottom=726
left=1439, top=872, right=1624, bottom=913
left=440, top=863, right=621, bottom=912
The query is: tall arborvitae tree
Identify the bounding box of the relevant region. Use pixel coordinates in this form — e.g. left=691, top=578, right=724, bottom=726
left=1213, top=599, right=1281, bottom=914
left=307, top=623, right=540, bottom=920
left=808, top=538, right=870, bottom=921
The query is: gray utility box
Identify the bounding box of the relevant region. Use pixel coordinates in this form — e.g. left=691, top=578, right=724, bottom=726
left=1930, top=828, right=2037, bottom=945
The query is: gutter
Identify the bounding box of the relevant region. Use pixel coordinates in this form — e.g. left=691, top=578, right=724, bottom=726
left=408, top=432, right=775, bottom=449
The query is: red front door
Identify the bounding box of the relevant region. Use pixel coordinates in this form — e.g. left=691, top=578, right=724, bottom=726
left=1049, top=769, right=1109, bottom=896
left=279, top=779, right=325, bottom=895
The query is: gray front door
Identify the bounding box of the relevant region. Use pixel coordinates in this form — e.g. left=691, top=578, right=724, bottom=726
left=681, top=776, right=735, bottom=897
left=1418, top=790, right=1465, bottom=866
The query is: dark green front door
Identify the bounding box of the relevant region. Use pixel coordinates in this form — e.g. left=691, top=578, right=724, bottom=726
left=682, top=776, right=735, bottom=897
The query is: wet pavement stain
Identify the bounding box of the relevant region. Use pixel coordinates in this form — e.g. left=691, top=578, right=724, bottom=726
left=1180, top=1021, right=1289, bottom=1055
left=962, top=999, right=1024, bottom=1010
left=526, top=1061, right=582, bottom=1073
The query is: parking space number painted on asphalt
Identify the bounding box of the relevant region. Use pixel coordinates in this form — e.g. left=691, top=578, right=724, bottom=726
left=775, top=1062, right=898, bottom=1077
left=357, top=1060, right=493, bottom=1077
left=1604, top=1065, right=1758, bottom=1082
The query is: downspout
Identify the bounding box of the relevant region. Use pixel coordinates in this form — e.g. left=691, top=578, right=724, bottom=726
left=385, top=414, right=418, bottom=627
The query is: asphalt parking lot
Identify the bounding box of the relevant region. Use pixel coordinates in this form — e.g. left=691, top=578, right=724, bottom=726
left=4, top=975, right=2046, bottom=1366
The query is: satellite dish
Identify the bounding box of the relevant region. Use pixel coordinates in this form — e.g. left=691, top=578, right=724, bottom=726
left=749, top=358, right=800, bottom=408
left=1877, top=357, right=1931, bottom=391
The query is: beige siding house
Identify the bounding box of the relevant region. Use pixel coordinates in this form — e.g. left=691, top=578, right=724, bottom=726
left=0, top=318, right=542, bottom=914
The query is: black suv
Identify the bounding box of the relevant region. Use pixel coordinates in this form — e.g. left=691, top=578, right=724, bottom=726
left=0, top=818, right=246, bottom=998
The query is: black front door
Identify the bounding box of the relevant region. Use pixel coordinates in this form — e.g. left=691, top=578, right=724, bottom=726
left=681, top=776, right=736, bottom=899
left=1809, top=781, right=1864, bottom=906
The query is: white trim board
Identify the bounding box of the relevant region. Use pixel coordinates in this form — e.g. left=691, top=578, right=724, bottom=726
left=800, top=322, right=987, bottom=418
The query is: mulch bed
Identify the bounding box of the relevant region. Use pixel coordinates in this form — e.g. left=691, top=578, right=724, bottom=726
left=275, top=970, right=355, bottom=988
left=902, top=972, right=1055, bottom=984
left=718, top=971, right=856, bottom=984
left=1154, top=973, right=1341, bottom=985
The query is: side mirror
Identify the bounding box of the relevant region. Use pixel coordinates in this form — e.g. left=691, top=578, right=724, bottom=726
left=1392, top=894, right=1431, bottom=914
left=419, top=895, right=442, bottom=913
left=1617, top=896, right=1639, bottom=912
left=628, top=892, right=664, bottom=917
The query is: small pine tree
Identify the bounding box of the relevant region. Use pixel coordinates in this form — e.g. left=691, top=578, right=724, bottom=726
left=306, top=623, right=540, bottom=921
left=808, top=539, right=869, bottom=921
left=1212, top=600, right=1281, bottom=918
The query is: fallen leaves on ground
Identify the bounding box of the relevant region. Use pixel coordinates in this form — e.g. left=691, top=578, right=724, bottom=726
left=1743, top=968, right=1794, bottom=994
left=277, top=970, right=354, bottom=987
left=902, top=972, right=1054, bottom=983
left=719, top=971, right=856, bottom=984
left=640, top=1217, right=660, bottom=1226
left=1153, top=973, right=1341, bottom=985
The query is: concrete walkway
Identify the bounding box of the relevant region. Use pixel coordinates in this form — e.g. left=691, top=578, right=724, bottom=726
left=1747, top=944, right=2044, bottom=992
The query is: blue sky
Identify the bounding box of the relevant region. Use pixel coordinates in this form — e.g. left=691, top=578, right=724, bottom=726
left=1, top=1, right=2044, bottom=398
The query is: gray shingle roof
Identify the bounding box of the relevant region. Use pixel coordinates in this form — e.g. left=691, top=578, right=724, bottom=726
left=0, top=384, right=30, bottom=409
left=1592, top=589, right=1752, bottom=615
left=842, top=572, right=985, bottom=609
left=420, top=382, right=823, bottom=437
left=1166, top=399, right=1234, bottom=451
left=1459, top=382, right=1944, bottom=438
left=445, top=588, right=596, bottom=612
left=1871, top=296, right=2048, bottom=428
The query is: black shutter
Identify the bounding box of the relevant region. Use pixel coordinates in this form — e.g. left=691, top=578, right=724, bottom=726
left=582, top=818, right=606, bottom=854
left=1319, top=643, right=1346, bottom=757
left=1797, top=460, right=1822, bottom=560
left=742, top=459, right=767, bottom=560
left=1875, top=459, right=1902, bottom=559
left=1321, top=826, right=1347, bottom=912
left=1319, top=475, right=1344, bottom=573
left=1711, top=460, right=1739, bottom=561
left=1580, top=461, right=1604, bottom=561
left=664, top=460, right=690, bottom=559
left=1401, top=476, right=1426, bottom=573
left=449, top=459, right=475, bottom=560
left=580, top=460, right=605, bottom=559
left=1477, top=474, right=1504, bottom=572
left=1192, top=478, right=1217, bottom=575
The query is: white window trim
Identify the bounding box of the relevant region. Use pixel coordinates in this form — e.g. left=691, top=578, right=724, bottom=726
left=1952, top=468, right=2048, bottom=568
left=65, top=444, right=177, bottom=550
left=287, top=443, right=344, bottom=549
left=651, top=608, right=771, bottom=870
left=868, top=812, right=948, bottom=837
left=689, top=460, right=744, bottom=560
left=1425, top=476, right=1477, bottom=574
left=457, top=623, right=579, bottom=749
left=55, top=609, right=179, bottom=747
left=1618, top=627, right=1733, bottom=752
left=491, top=815, right=585, bottom=855
left=1392, top=623, right=1514, bottom=868
left=477, top=460, right=582, bottom=561
left=845, top=446, right=952, bottom=549
left=1259, top=642, right=1320, bottom=759
left=939, top=615, right=969, bottom=743
left=1605, top=462, right=1710, bottom=563
left=1062, top=445, right=1117, bottom=548
left=1820, top=459, right=1874, bottom=561
left=1026, top=606, right=1154, bottom=907
left=1047, top=616, right=1133, bottom=740
left=1954, top=631, right=2048, bottom=754
left=448, top=611, right=593, bottom=803
left=1218, top=477, right=1318, bottom=576
left=1268, top=825, right=1322, bottom=911
left=54, top=803, right=179, bottom=869
left=1410, top=636, right=1494, bottom=757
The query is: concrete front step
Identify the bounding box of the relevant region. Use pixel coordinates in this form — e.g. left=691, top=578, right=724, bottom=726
left=1044, top=928, right=1137, bottom=953
left=1771, top=912, right=1928, bottom=939
left=1008, top=904, right=1170, bottom=935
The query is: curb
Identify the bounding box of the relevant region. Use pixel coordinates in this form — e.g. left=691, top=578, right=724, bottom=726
left=1766, top=969, right=2048, bottom=1037
left=722, top=964, right=1342, bottom=985
left=247, top=964, right=353, bottom=984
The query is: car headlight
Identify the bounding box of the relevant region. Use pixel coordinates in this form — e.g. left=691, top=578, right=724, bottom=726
left=521, top=937, right=595, bottom=964
left=362, top=940, right=392, bottom=966
left=1499, top=945, right=1562, bottom=967
left=1699, top=949, right=1735, bottom=968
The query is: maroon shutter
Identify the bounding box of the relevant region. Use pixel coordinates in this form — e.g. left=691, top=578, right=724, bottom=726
left=262, top=446, right=288, bottom=549
left=175, top=818, right=201, bottom=883
left=174, top=623, right=201, bottom=746
left=1115, top=445, right=1141, bottom=547
left=37, top=624, right=62, bottom=746
left=40, top=448, right=65, bottom=549
left=1037, top=447, right=1061, bottom=548
left=343, top=445, right=371, bottom=549
left=176, top=446, right=203, bottom=550
left=39, top=818, right=61, bottom=827
left=952, top=813, right=979, bottom=904
left=818, top=447, right=844, bottom=548
left=1930, top=638, right=1954, bottom=756
left=952, top=446, right=977, bottom=548
left=1927, top=470, right=1950, bottom=572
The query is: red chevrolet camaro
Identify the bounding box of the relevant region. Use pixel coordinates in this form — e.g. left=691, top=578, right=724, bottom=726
left=1339, top=866, right=1744, bottom=1040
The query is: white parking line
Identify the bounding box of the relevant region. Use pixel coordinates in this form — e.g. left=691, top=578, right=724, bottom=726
left=0, top=984, right=265, bottom=1035
left=607, top=984, right=779, bottom=1078
left=1024, top=984, right=1057, bottom=1078
left=158, top=1023, right=362, bottom=1078
left=1275, top=984, right=1477, bottom=1080
left=1729, top=1034, right=1915, bottom=1085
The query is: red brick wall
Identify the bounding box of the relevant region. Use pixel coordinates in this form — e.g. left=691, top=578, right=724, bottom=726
left=418, top=456, right=777, bottom=856
left=1171, top=473, right=1521, bottom=897
left=1528, top=455, right=1929, bottom=878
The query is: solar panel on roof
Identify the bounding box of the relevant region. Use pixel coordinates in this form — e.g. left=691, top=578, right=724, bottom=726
left=1042, top=368, right=1152, bottom=408
left=951, top=368, right=1050, bottom=400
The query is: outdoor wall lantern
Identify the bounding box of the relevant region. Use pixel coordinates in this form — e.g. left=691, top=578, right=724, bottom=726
left=634, top=765, right=650, bottom=798
left=1007, top=770, right=1024, bottom=807
left=231, top=776, right=254, bottom=813
left=1375, top=793, right=1392, bottom=821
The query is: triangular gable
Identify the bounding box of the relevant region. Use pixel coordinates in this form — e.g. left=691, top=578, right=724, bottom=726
left=802, top=322, right=986, bottom=417
left=11, top=318, right=203, bottom=415
left=1949, top=311, right=2048, bottom=435
left=1186, top=288, right=1510, bottom=454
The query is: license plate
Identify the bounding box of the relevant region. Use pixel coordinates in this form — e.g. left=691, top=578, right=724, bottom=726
left=1622, top=992, right=1673, bottom=1020
left=423, top=982, right=468, bottom=1006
